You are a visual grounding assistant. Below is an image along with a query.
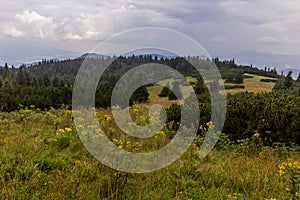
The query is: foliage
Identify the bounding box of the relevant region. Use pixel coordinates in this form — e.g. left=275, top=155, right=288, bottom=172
left=166, top=91, right=300, bottom=145
left=273, top=71, right=295, bottom=91
left=224, top=85, right=245, bottom=89
left=0, top=107, right=298, bottom=199
left=278, top=159, right=300, bottom=198
left=158, top=82, right=171, bottom=97
left=0, top=55, right=285, bottom=111
left=224, top=70, right=244, bottom=84
left=260, top=79, right=278, bottom=83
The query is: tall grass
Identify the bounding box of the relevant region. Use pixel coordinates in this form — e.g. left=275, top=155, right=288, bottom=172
left=0, top=106, right=299, bottom=199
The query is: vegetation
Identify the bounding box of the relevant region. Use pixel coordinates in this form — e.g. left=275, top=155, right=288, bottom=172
left=224, top=74, right=278, bottom=94
left=0, top=56, right=284, bottom=111
left=0, top=56, right=299, bottom=199
left=224, top=85, right=245, bottom=90
left=260, top=79, right=278, bottom=83
left=273, top=71, right=295, bottom=91
left=0, top=107, right=299, bottom=199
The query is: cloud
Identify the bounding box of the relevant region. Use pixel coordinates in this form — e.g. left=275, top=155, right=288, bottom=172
left=210, top=36, right=228, bottom=43
left=3, top=3, right=185, bottom=41
left=7, top=10, right=56, bottom=39
left=15, top=10, right=52, bottom=24
left=1, top=0, right=300, bottom=59
left=5, top=10, right=102, bottom=40
left=259, top=36, right=279, bottom=44
left=4, top=27, right=25, bottom=37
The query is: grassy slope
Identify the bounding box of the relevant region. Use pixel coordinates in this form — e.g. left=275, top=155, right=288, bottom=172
left=147, top=73, right=277, bottom=105
left=224, top=73, right=277, bottom=94
left=1, top=74, right=299, bottom=199
left=0, top=108, right=299, bottom=199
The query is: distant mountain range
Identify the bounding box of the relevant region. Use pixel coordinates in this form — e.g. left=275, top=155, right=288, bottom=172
left=0, top=37, right=79, bottom=67
left=223, top=51, right=300, bottom=78
left=1, top=41, right=300, bottom=78
left=78, top=53, right=111, bottom=59
left=122, top=48, right=178, bottom=59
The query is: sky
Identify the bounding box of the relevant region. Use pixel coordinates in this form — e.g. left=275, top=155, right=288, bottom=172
left=1, top=0, right=300, bottom=70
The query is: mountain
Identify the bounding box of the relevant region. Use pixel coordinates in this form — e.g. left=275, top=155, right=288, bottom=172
left=0, top=37, right=79, bottom=67
left=79, top=53, right=111, bottom=59
left=220, top=51, right=300, bottom=79
left=122, top=48, right=178, bottom=59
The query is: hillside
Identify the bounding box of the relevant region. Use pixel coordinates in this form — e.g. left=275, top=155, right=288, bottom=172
left=0, top=55, right=297, bottom=112
left=223, top=73, right=278, bottom=94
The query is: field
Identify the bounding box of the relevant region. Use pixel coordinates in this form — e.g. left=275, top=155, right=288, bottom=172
left=147, top=74, right=278, bottom=104
left=0, top=107, right=299, bottom=199
left=224, top=73, right=278, bottom=94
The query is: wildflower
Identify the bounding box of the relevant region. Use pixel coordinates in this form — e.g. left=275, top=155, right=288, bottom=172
left=206, top=121, right=213, bottom=127
left=112, top=138, right=118, bottom=143
left=65, top=127, right=72, bottom=132
left=58, top=128, right=65, bottom=133
left=253, top=132, right=260, bottom=138
left=104, top=115, right=112, bottom=122
left=191, top=143, right=199, bottom=150
left=133, top=108, right=139, bottom=114
left=156, top=131, right=166, bottom=137
left=108, top=127, right=115, bottom=134
left=65, top=110, right=72, bottom=115
left=278, top=169, right=284, bottom=176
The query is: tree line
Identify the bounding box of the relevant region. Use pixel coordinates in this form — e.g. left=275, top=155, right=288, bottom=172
left=0, top=55, right=295, bottom=112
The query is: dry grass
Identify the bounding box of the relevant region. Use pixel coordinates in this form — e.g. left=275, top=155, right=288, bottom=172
left=0, top=108, right=298, bottom=199
left=224, top=73, right=278, bottom=94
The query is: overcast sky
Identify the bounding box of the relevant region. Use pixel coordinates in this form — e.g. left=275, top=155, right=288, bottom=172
left=1, top=0, right=300, bottom=67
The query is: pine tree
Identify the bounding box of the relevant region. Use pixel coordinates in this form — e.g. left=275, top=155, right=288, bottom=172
left=168, top=81, right=182, bottom=100
left=296, top=72, right=300, bottom=82
left=3, top=63, right=9, bottom=79
left=284, top=71, right=293, bottom=89
left=42, top=73, right=51, bottom=87
left=131, top=85, right=149, bottom=103
left=194, top=75, right=206, bottom=94
left=158, top=82, right=171, bottom=97
left=17, top=65, right=25, bottom=85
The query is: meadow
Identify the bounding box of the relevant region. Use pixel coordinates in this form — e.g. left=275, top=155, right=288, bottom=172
left=146, top=74, right=277, bottom=105
left=222, top=73, right=277, bottom=94
left=0, top=106, right=299, bottom=199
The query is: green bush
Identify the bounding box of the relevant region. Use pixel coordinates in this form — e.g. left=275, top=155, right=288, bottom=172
left=260, top=79, right=277, bottom=83
left=225, top=85, right=245, bottom=89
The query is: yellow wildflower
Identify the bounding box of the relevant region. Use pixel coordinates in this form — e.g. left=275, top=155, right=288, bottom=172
left=58, top=128, right=65, bottom=133
left=156, top=131, right=166, bottom=137
left=253, top=132, right=260, bottom=138
left=104, top=115, right=112, bottom=122
left=65, top=127, right=72, bottom=132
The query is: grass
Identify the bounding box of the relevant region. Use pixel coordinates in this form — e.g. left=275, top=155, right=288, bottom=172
left=146, top=84, right=178, bottom=107
left=224, top=73, right=278, bottom=94
left=0, top=107, right=299, bottom=199
left=146, top=76, right=196, bottom=107
left=147, top=74, right=277, bottom=101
